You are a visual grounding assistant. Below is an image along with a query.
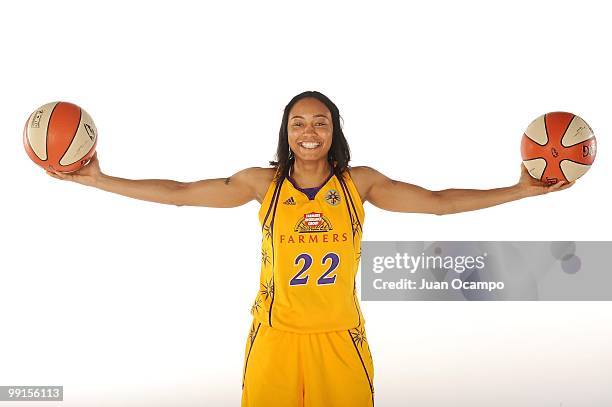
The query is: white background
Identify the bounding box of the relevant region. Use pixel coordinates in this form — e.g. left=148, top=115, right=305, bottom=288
left=1, top=1, right=611, bottom=406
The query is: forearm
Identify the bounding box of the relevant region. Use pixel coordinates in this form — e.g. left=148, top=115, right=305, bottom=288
left=436, top=184, right=530, bottom=215
left=93, top=174, right=186, bottom=206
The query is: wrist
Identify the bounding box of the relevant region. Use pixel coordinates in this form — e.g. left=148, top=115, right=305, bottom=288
left=88, top=173, right=105, bottom=188
left=512, top=183, right=534, bottom=199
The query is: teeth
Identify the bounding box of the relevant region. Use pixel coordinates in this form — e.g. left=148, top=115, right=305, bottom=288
left=299, top=142, right=321, bottom=149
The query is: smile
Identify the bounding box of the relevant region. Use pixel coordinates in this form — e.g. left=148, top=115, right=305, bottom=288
left=298, top=141, right=321, bottom=150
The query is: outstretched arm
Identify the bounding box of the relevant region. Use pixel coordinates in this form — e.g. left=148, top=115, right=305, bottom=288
left=47, top=152, right=273, bottom=207
left=350, top=164, right=574, bottom=215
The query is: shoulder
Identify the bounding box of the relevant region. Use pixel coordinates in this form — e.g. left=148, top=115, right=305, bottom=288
left=344, top=165, right=382, bottom=203
left=346, top=165, right=382, bottom=184
left=235, top=166, right=277, bottom=204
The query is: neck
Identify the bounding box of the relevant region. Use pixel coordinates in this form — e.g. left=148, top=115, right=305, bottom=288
left=289, top=159, right=332, bottom=188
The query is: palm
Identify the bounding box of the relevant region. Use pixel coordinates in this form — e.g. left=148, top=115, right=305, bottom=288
left=73, top=155, right=99, bottom=177
left=46, top=152, right=101, bottom=185
left=518, top=163, right=574, bottom=195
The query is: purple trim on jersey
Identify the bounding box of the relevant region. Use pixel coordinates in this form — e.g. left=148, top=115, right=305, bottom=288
left=287, top=166, right=334, bottom=200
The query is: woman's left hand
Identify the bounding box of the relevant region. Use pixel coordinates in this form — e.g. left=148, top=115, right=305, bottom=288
left=516, top=163, right=575, bottom=196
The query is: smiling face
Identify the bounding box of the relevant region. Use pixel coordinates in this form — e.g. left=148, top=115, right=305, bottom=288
left=287, top=97, right=333, bottom=163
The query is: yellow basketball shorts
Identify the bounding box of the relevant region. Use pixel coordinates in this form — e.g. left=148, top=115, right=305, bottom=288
left=241, top=319, right=375, bottom=407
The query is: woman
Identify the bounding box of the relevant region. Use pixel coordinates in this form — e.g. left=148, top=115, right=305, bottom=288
left=47, top=91, right=572, bottom=406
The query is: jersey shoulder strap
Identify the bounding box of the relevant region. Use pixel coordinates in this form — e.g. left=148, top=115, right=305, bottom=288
left=258, top=168, right=284, bottom=227
left=337, top=168, right=365, bottom=224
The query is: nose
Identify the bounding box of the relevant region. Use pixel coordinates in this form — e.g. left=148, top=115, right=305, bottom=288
left=303, top=122, right=316, bottom=134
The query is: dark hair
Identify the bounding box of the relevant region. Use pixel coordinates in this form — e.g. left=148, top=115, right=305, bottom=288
left=269, top=91, right=351, bottom=183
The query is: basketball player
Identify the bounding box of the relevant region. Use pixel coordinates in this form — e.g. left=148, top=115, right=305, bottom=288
left=46, top=91, right=573, bottom=406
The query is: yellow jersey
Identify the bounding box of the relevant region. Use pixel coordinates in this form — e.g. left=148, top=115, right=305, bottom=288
left=251, top=166, right=365, bottom=333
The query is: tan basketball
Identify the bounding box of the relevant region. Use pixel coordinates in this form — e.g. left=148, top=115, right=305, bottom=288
left=23, top=101, right=98, bottom=173
left=521, top=112, right=596, bottom=184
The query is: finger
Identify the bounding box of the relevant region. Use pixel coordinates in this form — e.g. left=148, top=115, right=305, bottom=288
left=558, top=181, right=576, bottom=190
left=46, top=171, right=61, bottom=180
left=50, top=169, right=69, bottom=180
left=548, top=181, right=567, bottom=191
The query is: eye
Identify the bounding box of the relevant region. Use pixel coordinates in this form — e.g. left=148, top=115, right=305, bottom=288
left=292, top=122, right=303, bottom=127
left=315, top=122, right=327, bottom=126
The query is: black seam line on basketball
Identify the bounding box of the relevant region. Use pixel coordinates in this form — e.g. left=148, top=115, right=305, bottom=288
left=348, top=330, right=374, bottom=399
left=563, top=131, right=595, bottom=148
left=522, top=157, right=547, bottom=181
left=58, top=107, right=82, bottom=167
left=559, top=158, right=592, bottom=166
left=525, top=132, right=548, bottom=147
left=558, top=159, right=591, bottom=181
left=44, top=102, right=60, bottom=162
left=524, top=157, right=548, bottom=182
left=539, top=158, right=548, bottom=182
left=261, top=177, right=283, bottom=232
left=242, top=322, right=262, bottom=389
left=559, top=114, right=576, bottom=148
left=268, top=176, right=284, bottom=327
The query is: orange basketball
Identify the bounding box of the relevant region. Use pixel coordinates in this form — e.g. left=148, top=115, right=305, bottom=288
left=521, top=112, right=596, bottom=184
left=23, top=101, right=98, bottom=173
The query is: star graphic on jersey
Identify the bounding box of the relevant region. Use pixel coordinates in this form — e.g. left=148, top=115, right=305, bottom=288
left=250, top=297, right=262, bottom=315
left=350, top=326, right=367, bottom=348
left=325, top=189, right=341, bottom=205
left=261, top=249, right=270, bottom=267
left=263, top=225, right=272, bottom=241
left=260, top=278, right=275, bottom=300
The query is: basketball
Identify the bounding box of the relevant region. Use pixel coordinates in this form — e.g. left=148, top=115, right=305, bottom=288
left=521, top=112, right=596, bottom=184
left=23, top=101, right=98, bottom=173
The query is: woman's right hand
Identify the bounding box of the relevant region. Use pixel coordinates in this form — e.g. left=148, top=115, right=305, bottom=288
left=46, top=151, right=102, bottom=186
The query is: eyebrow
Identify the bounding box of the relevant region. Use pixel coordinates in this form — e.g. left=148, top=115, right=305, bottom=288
left=290, top=114, right=329, bottom=120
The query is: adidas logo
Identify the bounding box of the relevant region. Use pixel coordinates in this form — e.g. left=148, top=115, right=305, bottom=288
left=283, top=196, right=296, bottom=205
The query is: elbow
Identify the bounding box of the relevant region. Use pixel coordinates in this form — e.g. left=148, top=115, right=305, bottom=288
left=170, top=182, right=190, bottom=207
left=433, top=208, right=447, bottom=216
left=171, top=199, right=186, bottom=208
left=432, top=191, right=451, bottom=216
